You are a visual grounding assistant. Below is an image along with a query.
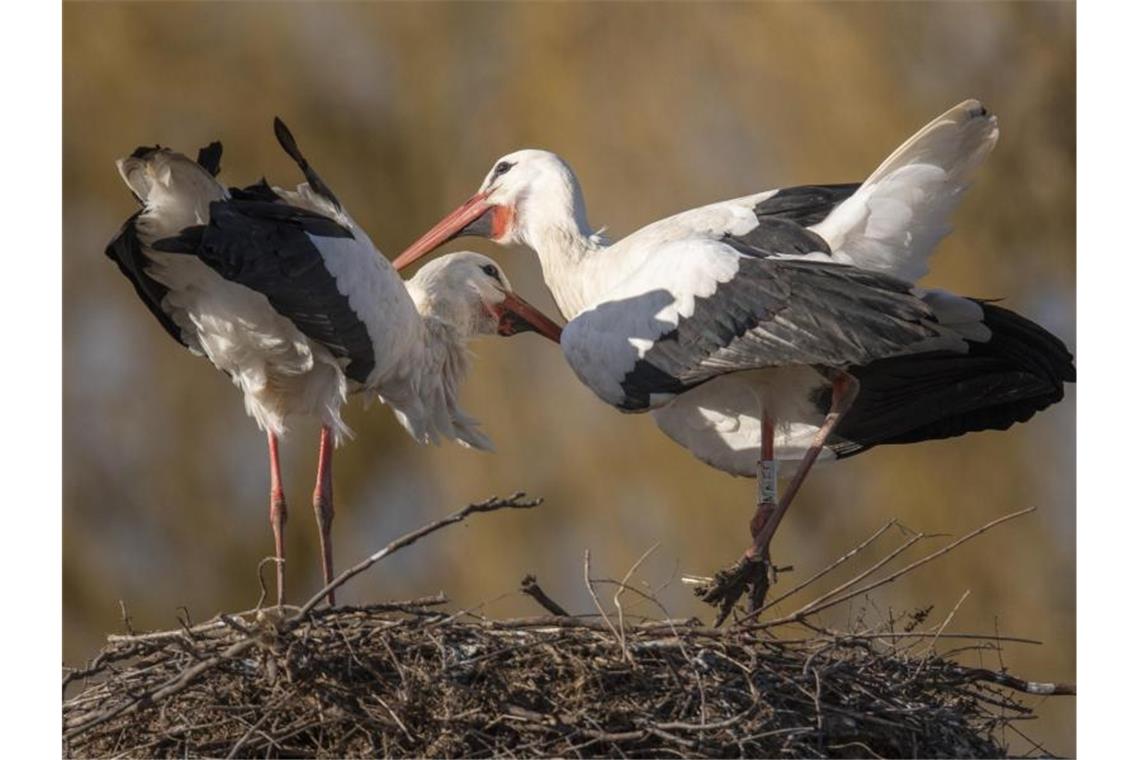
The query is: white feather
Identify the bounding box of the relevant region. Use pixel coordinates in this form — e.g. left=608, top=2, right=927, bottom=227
left=811, top=99, right=999, bottom=282
left=118, top=148, right=508, bottom=452
left=652, top=367, right=837, bottom=477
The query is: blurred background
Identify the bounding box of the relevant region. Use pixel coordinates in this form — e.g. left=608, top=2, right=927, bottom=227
left=64, top=2, right=1074, bottom=753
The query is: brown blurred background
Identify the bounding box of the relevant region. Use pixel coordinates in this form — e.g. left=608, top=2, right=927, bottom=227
left=63, top=2, right=1075, bottom=753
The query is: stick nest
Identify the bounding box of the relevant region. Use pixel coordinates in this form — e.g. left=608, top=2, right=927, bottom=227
left=64, top=497, right=1070, bottom=758
left=65, top=602, right=1045, bottom=758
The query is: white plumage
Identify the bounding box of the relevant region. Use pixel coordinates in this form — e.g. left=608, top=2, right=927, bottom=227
left=394, top=99, right=1074, bottom=616
left=107, top=121, right=562, bottom=606
left=813, top=100, right=1000, bottom=280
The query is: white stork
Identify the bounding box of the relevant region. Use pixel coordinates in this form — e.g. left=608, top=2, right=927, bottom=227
left=106, top=119, right=562, bottom=608
left=393, top=100, right=1076, bottom=618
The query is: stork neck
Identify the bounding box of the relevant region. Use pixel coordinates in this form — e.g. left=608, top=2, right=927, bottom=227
left=519, top=222, right=605, bottom=319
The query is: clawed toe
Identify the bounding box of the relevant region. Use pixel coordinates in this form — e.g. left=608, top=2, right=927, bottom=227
left=695, top=554, right=770, bottom=626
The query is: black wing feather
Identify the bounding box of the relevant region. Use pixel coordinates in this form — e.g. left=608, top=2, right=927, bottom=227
left=831, top=301, right=1075, bottom=456
left=228, top=178, right=282, bottom=203
left=104, top=211, right=190, bottom=348
left=618, top=258, right=938, bottom=410
left=725, top=183, right=861, bottom=258
left=195, top=141, right=223, bottom=177
left=272, top=117, right=341, bottom=210
left=153, top=199, right=375, bottom=383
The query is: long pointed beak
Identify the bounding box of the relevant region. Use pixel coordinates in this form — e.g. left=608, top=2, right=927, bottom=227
left=393, top=192, right=492, bottom=271
left=495, top=291, right=563, bottom=343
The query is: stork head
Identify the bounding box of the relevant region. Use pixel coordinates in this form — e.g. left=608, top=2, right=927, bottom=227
left=393, top=150, right=590, bottom=270
left=405, top=251, right=562, bottom=342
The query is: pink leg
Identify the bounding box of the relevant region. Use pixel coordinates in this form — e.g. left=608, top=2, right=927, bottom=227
left=748, top=372, right=859, bottom=559
left=267, top=432, right=287, bottom=609
left=699, top=372, right=859, bottom=622
left=750, top=411, right=778, bottom=551
left=312, top=425, right=336, bottom=606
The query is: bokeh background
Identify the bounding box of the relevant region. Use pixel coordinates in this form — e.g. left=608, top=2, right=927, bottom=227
left=63, top=2, right=1075, bottom=753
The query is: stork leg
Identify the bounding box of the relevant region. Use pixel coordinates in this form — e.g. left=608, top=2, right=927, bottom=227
left=744, top=411, right=780, bottom=612
left=312, top=425, right=336, bottom=606
left=698, top=371, right=860, bottom=624
left=267, top=432, right=287, bottom=609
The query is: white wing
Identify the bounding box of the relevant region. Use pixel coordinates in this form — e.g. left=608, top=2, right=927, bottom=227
left=810, top=99, right=999, bottom=281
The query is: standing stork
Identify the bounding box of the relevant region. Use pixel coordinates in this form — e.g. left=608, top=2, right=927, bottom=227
left=105, top=119, right=562, bottom=608
left=393, top=100, right=1075, bottom=620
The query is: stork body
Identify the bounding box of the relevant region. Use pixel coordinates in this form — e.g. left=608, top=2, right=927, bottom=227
left=107, top=121, right=561, bottom=607
left=395, top=100, right=1075, bottom=619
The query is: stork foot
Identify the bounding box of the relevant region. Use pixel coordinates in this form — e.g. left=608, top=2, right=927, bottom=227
left=695, top=554, right=770, bottom=626
left=696, top=552, right=794, bottom=625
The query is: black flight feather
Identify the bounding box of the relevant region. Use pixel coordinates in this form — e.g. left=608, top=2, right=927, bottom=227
left=831, top=301, right=1075, bottom=457
left=104, top=212, right=189, bottom=348
left=152, top=198, right=373, bottom=383
left=195, top=141, right=223, bottom=177
left=272, top=117, right=341, bottom=210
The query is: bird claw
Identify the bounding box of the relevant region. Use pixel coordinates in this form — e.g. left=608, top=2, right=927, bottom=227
left=695, top=554, right=772, bottom=627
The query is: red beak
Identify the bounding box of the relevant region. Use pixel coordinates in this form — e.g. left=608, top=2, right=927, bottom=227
left=495, top=291, right=563, bottom=343
left=393, top=192, right=493, bottom=271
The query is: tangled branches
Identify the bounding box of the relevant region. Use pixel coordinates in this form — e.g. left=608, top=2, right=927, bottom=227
left=62, top=497, right=1073, bottom=758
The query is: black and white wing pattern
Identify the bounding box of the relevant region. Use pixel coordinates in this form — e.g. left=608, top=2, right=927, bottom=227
left=151, top=198, right=388, bottom=384
left=625, top=184, right=860, bottom=263
left=104, top=142, right=228, bottom=351
left=623, top=100, right=998, bottom=282
left=106, top=210, right=194, bottom=349
left=562, top=239, right=964, bottom=412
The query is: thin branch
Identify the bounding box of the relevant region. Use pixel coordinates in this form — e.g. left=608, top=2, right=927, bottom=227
left=758, top=507, right=1037, bottom=628
left=583, top=550, right=628, bottom=664
left=918, top=589, right=971, bottom=671
left=954, top=666, right=1076, bottom=696
left=66, top=493, right=542, bottom=742
left=613, top=543, right=660, bottom=663
left=754, top=532, right=926, bottom=626
left=289, top=492, right=542, bottom=624
left=753, top=520, right=898, bottom=614
left=520, top=574, right=571, bottom=617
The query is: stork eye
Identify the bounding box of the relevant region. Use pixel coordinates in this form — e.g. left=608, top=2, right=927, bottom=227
left=492, top=161, right=513, bottom=178
left=481, top=263, right=501, bottom=281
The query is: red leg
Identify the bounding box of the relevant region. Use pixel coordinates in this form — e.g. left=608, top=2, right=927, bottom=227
left=698, top=372, right=860, bottom=622
left=312, top=425, right=336, bottom=606
left=267, top=432, right=287, bottom=609
left=750, top=411, right=778, bottom=549
left=749, top=371, right=859, bottom=558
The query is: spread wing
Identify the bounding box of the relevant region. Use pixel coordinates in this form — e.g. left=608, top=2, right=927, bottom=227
left=562, top=239, right=964, bottom=411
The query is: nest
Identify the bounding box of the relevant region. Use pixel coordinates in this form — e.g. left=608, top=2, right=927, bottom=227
left=63, top=495, right=1073, bottom=758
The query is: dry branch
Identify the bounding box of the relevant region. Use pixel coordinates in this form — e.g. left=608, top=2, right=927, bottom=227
left=63, top=501, right=1074, bottom=758
left=64, top=493, right=541, bottom=743
left=520, top=574, right=570, bottom=617
left=64, top=604, right=1071, bottom=758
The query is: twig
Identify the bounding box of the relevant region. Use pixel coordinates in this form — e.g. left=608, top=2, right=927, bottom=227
left=745, top=532, right=925, bottom=626
left=918, top=589, right=971, bottom=671
left=583, top=550, right=627, bottom=664
left=64, top=637, right=258, bottom=740
left=613, top=543, right=660, bottom=663
left=953, top=666, right=1076, bottom=696
left=67, top=493, right=542, bottom=742
left=753, top=520, right=898, bottom=614
left=289, top=492, right=542, bottom=624
left=254, top=556, right=278, bottom=611
left=520, top=574, right=570, bottom=617
left=224, top=695, right=285, bottom=758
left=118, top=600, right=134, bottom=636
left=758, top=507, right=1037, bottom=628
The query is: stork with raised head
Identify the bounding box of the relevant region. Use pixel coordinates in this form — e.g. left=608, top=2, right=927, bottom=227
left=106, top=119, right=562, bottom=608
left=394, top=100, right=1076, bottom=620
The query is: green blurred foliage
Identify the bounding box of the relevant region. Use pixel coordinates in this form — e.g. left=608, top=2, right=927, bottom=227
left=64, top=2, right=1074, bottom=753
